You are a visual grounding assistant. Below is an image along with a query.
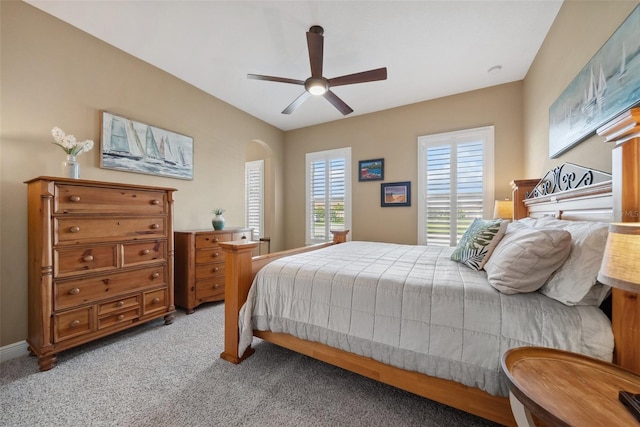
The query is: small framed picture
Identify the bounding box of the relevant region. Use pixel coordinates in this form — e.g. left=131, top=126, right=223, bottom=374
left=381, top=181, right=411, bottom=207
left=358, top=158, right=384, bottom=181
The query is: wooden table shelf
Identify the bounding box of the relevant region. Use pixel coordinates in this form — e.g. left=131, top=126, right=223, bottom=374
left=502, top=346, right=640, bottom=426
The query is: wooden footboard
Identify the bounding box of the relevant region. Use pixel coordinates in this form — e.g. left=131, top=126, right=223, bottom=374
left=219, top=230, right=348, bottom=364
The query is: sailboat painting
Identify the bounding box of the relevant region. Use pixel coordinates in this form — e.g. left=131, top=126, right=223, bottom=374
left=549, top=4, right=640, bottom=158
left=100, top=111, right=193, bottom=180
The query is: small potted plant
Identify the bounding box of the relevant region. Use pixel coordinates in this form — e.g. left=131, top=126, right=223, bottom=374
left=211, top=208, right=226, bottom=230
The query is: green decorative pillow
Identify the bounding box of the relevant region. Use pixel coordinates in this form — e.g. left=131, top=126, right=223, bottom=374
left=450, top=218, right=508, bottom=270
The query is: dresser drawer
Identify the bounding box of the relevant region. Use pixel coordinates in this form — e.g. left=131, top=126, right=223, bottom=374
left=54, top=244, right=118, bottom=277
left=195, top=233, right=232, bottom=248
left=55, top=217, right=166, bottom=244
left=195, top=248, right=225, bottom=264
left=143, top=288, right=168, bottom=315
left=98, top=308, right=139, bottom=330
left=123, top=241, right=167, bottom=266
left=195, top=263, right=225, bottom=279
left=55, top=184, right=167, bottom=214
left=195, top=278, right=225, bottom=301
left=54, top=306, right=94, bottom=342
left=55, top=266, right=166, bottom=311
left=232, top=230, right=252, bottom=241
left=98, top=296, right=140, bottom=316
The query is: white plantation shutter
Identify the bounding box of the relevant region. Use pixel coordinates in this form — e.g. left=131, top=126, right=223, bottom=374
left=418, top=126, right=495, bottom=246
left=306, top=148, right=351, bottom=244
left=245, top=160, right=263, bottom=238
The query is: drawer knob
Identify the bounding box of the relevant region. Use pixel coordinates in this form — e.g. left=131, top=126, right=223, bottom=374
left=212, top=267, right=219, bottom=273
left=116, top=301, right=125, bottom=308
left=213, top=238, right=219, bottom=243
left=213, top=283, right=220, bottom=289
left=151, top=297, right=160, bottom=304
left=150, top=224, right=160, bottom=230
left=69, top=195, right=81, bottom=202
left=69, top=320, right=80, bottom=328
left=82, top=255, right=94, bottom=262
left=140, top=249, right=150, bottom=255
left=150, top=199, right=160, bottom=205
left=69, top=226, right=80, bottom=233
left=117, top=314, right=124, bottom=321
left=151, top=272, right=160, bottom=279
left=212, top=252, right=219, bottom=258
left=68, top=288, right=80, bottom=295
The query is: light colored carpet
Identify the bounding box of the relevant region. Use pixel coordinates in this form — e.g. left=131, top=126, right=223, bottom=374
left=0, top=303, right=500, bottom=426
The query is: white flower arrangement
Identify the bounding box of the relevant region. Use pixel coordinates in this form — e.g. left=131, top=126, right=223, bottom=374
left=211, top=208, right=226, bottom=216
left=51, top=127, right=94, bottom=156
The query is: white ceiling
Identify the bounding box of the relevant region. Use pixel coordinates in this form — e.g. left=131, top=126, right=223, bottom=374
left=26, top=0, right=563, bottom=131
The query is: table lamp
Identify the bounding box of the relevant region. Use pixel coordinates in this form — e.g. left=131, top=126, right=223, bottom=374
left=597, top=223, right=640, bottom=293
left=493, top=199, right=513, bottom=220
left=597, top=222, right=640, bottom=421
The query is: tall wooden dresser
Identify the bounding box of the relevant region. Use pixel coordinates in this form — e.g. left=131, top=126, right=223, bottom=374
left=174, top=228, right=252, bottom=313
left=25, top=177, right=176, bottom=371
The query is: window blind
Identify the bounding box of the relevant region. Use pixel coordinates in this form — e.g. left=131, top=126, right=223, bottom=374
left=418, top=127, right=495, bottom=246
left=245, top=160, right=263, bottom=238
left=306, top=148, right=351, bottom=244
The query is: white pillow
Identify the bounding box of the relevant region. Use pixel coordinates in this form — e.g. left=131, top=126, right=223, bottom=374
left=523, top=217, right=611, bottom=306
left=484, top=224, right=572, bottom=294
left=450, top=218, right=508, bottom=270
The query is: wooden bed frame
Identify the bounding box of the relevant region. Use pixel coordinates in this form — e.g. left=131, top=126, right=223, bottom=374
left=219, top=108, right=640, bottom=426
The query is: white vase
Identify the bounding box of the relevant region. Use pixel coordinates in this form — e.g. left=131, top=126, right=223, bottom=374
left=211, top=214, right=226, bottom=230
left=62, top=154, right=80, bottom=179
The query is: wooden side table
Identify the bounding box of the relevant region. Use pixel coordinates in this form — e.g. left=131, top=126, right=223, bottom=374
left=174, top=228, right=252, bottom=313
left=502, top=347, right=640, bottom=426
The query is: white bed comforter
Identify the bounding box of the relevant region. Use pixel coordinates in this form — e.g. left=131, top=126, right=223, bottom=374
left=238, top=241, right=614, bottom=396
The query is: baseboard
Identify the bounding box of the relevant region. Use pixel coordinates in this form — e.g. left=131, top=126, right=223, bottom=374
left=0, top=340, right=29, bottom=362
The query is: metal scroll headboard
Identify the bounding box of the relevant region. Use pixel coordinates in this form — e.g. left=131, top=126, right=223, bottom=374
left=526, top=163, right=612, bottom=199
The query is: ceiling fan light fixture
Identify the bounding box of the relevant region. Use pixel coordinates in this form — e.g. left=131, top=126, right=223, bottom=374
left=305, top=78, right=328, bottom=95
left=248, top=25, right=387, bottom=115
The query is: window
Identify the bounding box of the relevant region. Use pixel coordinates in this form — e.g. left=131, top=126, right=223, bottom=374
left=306, top=148, right=351, bottom=244
left=417, top=126, right=495, bottom=246
left=245, top=160, right=264, bottom=238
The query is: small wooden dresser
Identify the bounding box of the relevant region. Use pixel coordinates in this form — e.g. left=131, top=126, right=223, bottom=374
left=25, top=177, right=176, bottom=371
left=174, top=228, right=252, bottom=313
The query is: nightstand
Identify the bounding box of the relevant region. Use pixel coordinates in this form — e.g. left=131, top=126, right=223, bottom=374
left=174, top=228, right=252, bottom=313
left=501, top=346, right=640, bottom=426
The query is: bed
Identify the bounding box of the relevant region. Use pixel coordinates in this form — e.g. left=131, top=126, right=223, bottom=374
left=219, top=109, right=640, bottom=426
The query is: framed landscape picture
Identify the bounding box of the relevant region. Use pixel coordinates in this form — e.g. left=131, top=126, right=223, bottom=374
left=100, top=111, right=194, bottom=180
left=381, top=181, right=411, bottom=207
left=358, top=158, right=384, bottom=181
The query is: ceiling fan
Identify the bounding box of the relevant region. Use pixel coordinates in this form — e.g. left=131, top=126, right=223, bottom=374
left=248, top=25, right=387, bottom=115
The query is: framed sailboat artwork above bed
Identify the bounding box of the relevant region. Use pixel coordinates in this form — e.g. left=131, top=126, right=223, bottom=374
left=548, top=4, right=640, bottom=159
left=100, top=111, right=194, bottom=180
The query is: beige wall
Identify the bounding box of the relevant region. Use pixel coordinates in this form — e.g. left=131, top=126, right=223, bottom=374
left=523, top=0, right=639, bottom=176
left=283, top=82, right=524, bottom=248
left=0, top=1, right=284, bottom=346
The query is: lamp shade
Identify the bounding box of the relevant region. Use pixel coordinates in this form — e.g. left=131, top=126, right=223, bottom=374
left=597, top=223, right=640, bottom=293
left=493, top=200, right=513, bottom=220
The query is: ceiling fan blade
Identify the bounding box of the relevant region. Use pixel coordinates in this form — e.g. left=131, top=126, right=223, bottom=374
left=247, top=74, right=305, bottom=85
left=328, top=67, right=388, bottom=87
left=282, top=91, right=311, bottom=114
left=323, top=90, right=353, bottom=115
left=306, top=29, right=324, bottom=78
